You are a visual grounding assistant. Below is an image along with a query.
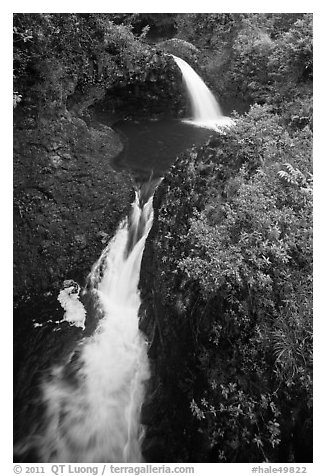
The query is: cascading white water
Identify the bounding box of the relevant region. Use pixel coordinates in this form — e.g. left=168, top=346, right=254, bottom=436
left=172, top=55, right=234, bottom=131
left=32, top=181, right=160, bottom=463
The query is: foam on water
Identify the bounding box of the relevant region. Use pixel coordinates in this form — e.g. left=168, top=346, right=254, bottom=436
left=57, top=282, right=86, bottom=329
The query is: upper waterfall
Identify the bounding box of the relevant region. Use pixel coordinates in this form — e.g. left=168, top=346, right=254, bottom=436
left=172, top=55, right=234, bottom=131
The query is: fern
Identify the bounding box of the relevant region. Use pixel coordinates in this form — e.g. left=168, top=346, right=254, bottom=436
left=278, top=163, right=312, bottom=193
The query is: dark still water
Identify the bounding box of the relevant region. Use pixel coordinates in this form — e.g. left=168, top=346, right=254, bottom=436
left=110, top=118, right=216, bottom=178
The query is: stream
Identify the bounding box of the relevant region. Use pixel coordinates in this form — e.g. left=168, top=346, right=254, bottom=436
left=14, top=55, right=231, bottom=463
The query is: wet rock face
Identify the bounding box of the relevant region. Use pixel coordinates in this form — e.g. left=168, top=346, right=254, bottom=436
left=93, top=57, right=186, bottom=123
left=13, top=49, right=186, bottom=304
left=13, top=112, right=132, bottom=301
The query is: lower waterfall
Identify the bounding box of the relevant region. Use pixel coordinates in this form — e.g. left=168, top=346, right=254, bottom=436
left=36, top=179, right=161, bottom=463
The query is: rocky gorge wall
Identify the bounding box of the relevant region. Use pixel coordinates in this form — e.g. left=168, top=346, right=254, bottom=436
left=14, top=112, right=132, bottom=303
left=13, top=17, right=186, bottom=302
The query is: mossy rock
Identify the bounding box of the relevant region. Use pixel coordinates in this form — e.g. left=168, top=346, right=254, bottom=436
left=157, top=38, right=200, bottom=67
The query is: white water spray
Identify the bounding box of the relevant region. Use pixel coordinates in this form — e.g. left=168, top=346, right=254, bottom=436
left=172, top=55, right=234, bottom=131
left=33, top=181, right=160, bottom=463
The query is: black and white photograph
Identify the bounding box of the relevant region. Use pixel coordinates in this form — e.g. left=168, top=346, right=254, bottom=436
left=12, top=7, right=314, bottom=470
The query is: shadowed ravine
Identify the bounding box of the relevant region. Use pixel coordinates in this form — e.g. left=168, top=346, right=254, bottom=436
left=15, top=56, right=231, bottom=463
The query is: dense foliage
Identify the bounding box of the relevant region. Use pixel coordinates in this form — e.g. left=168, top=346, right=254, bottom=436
left=13, top=13, right=181, bottom=122
left=175, top=13, right=312, bottom=120
left=13, top=12, right=313, bottom=463
left=142, top=13, right=313, bottom=463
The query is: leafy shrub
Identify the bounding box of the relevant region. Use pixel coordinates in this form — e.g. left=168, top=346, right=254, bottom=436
left=149, top=102, right=312, bottom=462
left=13, top=14, right=178, bottom=120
